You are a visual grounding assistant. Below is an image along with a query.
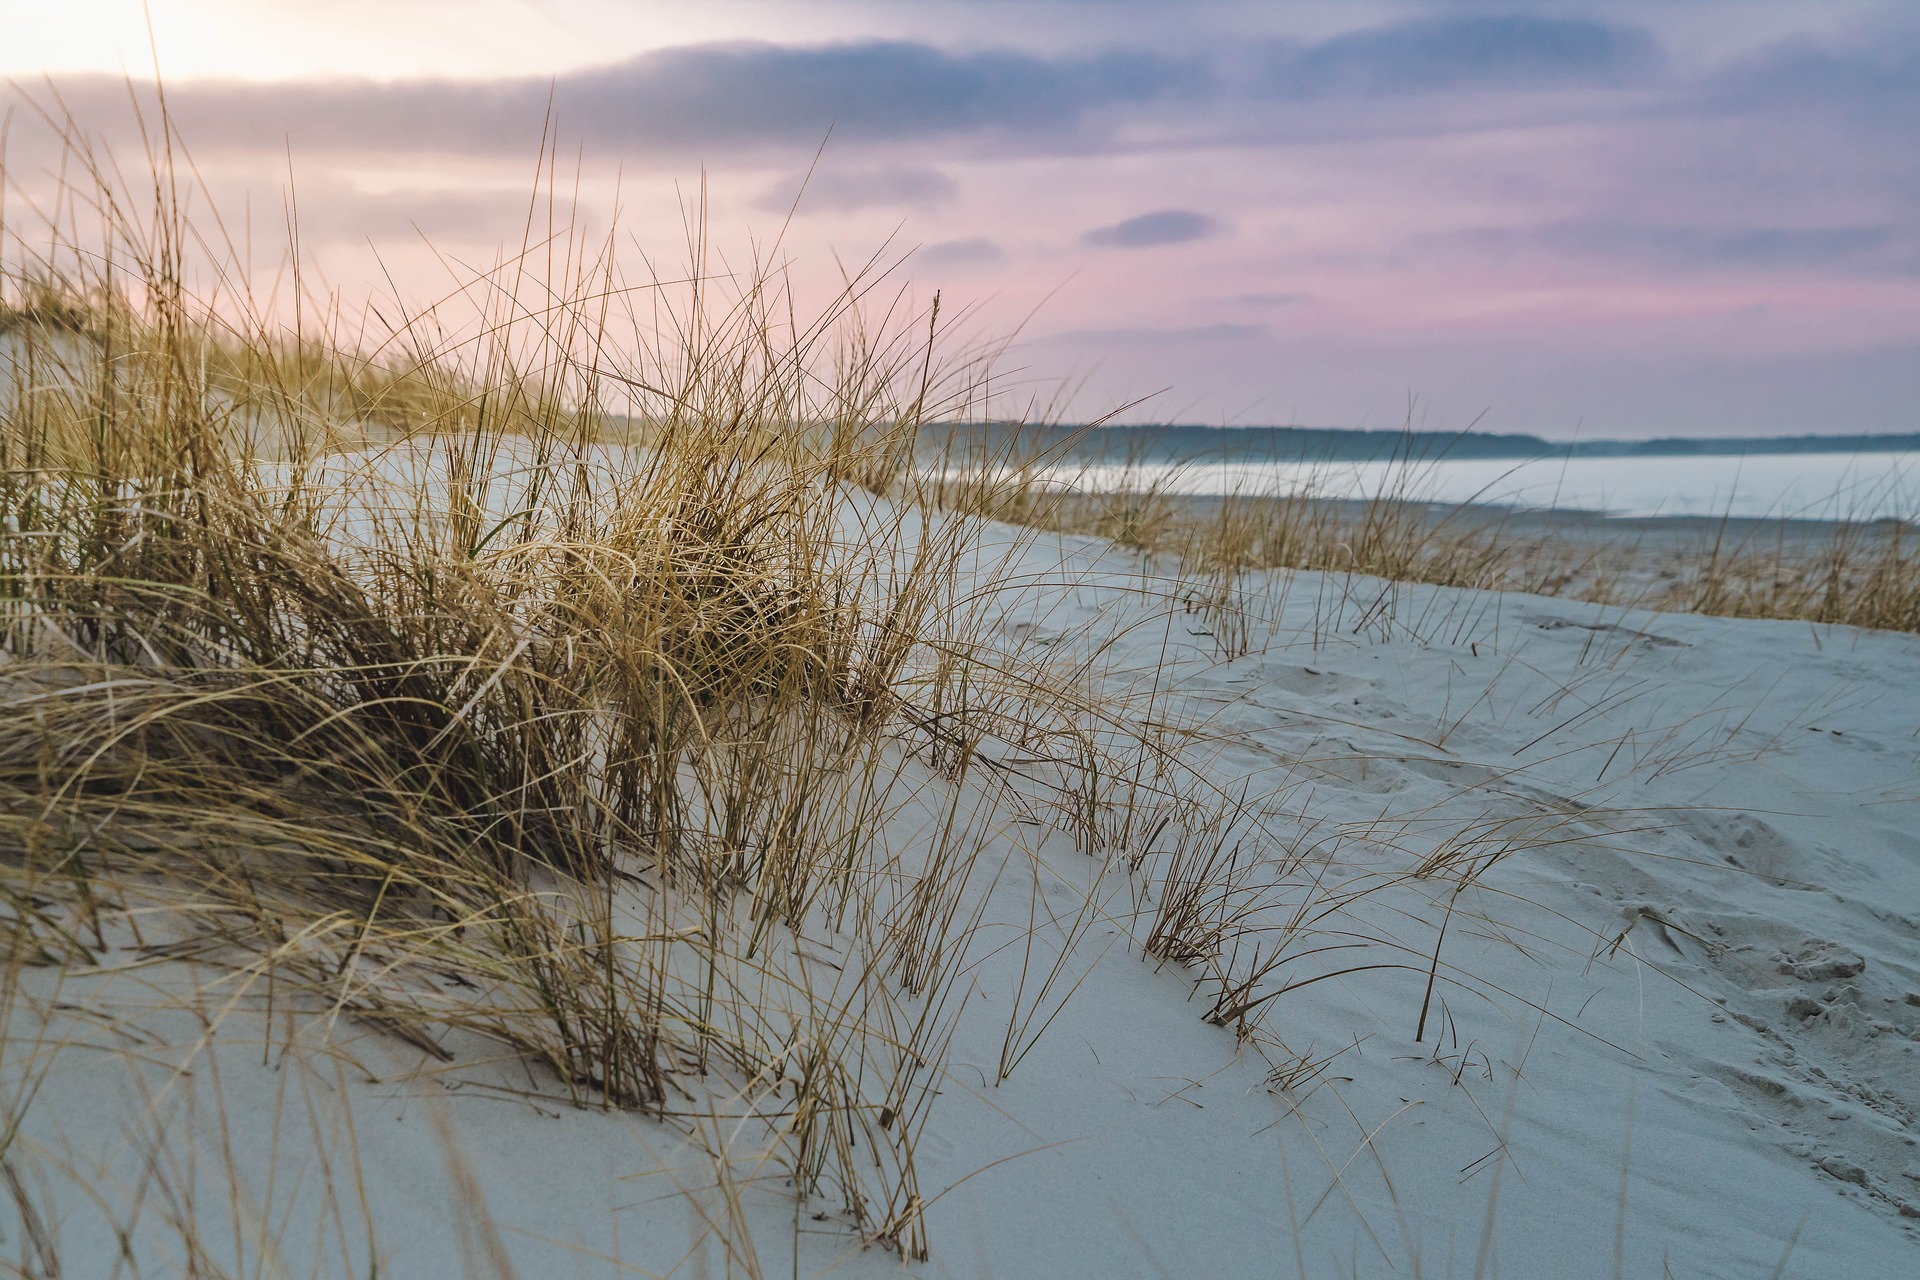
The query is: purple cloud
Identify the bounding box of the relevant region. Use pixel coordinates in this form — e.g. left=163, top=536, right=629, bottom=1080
left=1260, top=14, right=1663, bottom=97
left=34, top=40, right=1210, bottom=159
left=1082, top=209, right=1222, bottom=249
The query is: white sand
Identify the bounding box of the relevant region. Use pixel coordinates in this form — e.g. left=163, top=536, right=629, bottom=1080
left=7, top=503, right=1920, bottom=1278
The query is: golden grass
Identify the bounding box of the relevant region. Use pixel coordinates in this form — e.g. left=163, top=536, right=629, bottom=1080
left=0, top=99, right=1057, bottom=1267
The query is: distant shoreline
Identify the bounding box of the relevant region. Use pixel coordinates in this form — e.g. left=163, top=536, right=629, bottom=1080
left=921, top=423, right=1920, bottom=464
left=1147, top=492, right=1912, bottom=539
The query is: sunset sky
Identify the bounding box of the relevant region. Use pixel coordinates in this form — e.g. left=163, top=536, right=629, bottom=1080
left=7, top=0, right=1918, bottom=436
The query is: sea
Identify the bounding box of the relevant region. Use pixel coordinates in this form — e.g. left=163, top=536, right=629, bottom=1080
left=1035, top=451, right=1920, bottom=522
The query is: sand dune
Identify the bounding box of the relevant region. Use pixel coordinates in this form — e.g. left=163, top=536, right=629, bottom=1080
left=8, top=505, right=1918, bottom=1278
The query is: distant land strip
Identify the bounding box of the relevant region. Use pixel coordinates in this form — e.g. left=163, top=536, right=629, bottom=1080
left=918, top=424, right=1920, bottom=464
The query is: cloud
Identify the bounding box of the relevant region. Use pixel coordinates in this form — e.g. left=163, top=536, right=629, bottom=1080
left=1448, top=220, right=1916, bottom=273
left=916, top=237, right=1003, bottom=268
left=29, top=15, right=1667, bottom=169
left=1703, top=34, right=1920, bottom=115
left=1082, top=209, right=1221, bottom=249
left=1260, top=14, right=1663, bottom=97
left=754, top=165, right=959, bottom=214
left=43, top=40, right=1209, bottom=159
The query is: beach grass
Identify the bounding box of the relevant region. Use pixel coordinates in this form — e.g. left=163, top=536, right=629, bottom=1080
left=0, top=101, right=1056, bottom=1265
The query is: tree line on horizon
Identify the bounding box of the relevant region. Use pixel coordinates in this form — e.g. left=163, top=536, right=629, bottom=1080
left=918, top=423, right=1920, bottom=464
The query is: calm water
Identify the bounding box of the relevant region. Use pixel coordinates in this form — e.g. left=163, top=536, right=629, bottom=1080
left=1039, top=451, right=1920, bottom=522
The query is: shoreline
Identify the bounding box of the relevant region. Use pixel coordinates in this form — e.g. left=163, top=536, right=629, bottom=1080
left=1001, top=488, right=1920, bottom=627
left=1153, top=492, right=1915, bottom=541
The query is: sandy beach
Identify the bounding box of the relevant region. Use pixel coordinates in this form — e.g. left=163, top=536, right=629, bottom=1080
left=8, top=498, right=1919, bottom=1277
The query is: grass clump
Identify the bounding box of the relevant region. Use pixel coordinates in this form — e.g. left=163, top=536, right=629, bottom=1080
left=0, top=105, right=1043, bottom=1263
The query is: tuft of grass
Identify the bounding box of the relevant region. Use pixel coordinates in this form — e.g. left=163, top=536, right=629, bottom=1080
left=0, top=94, right=1060, bottom=1264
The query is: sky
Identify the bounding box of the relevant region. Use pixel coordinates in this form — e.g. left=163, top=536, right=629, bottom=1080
left=5, top=0, right=1918, bottom=437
